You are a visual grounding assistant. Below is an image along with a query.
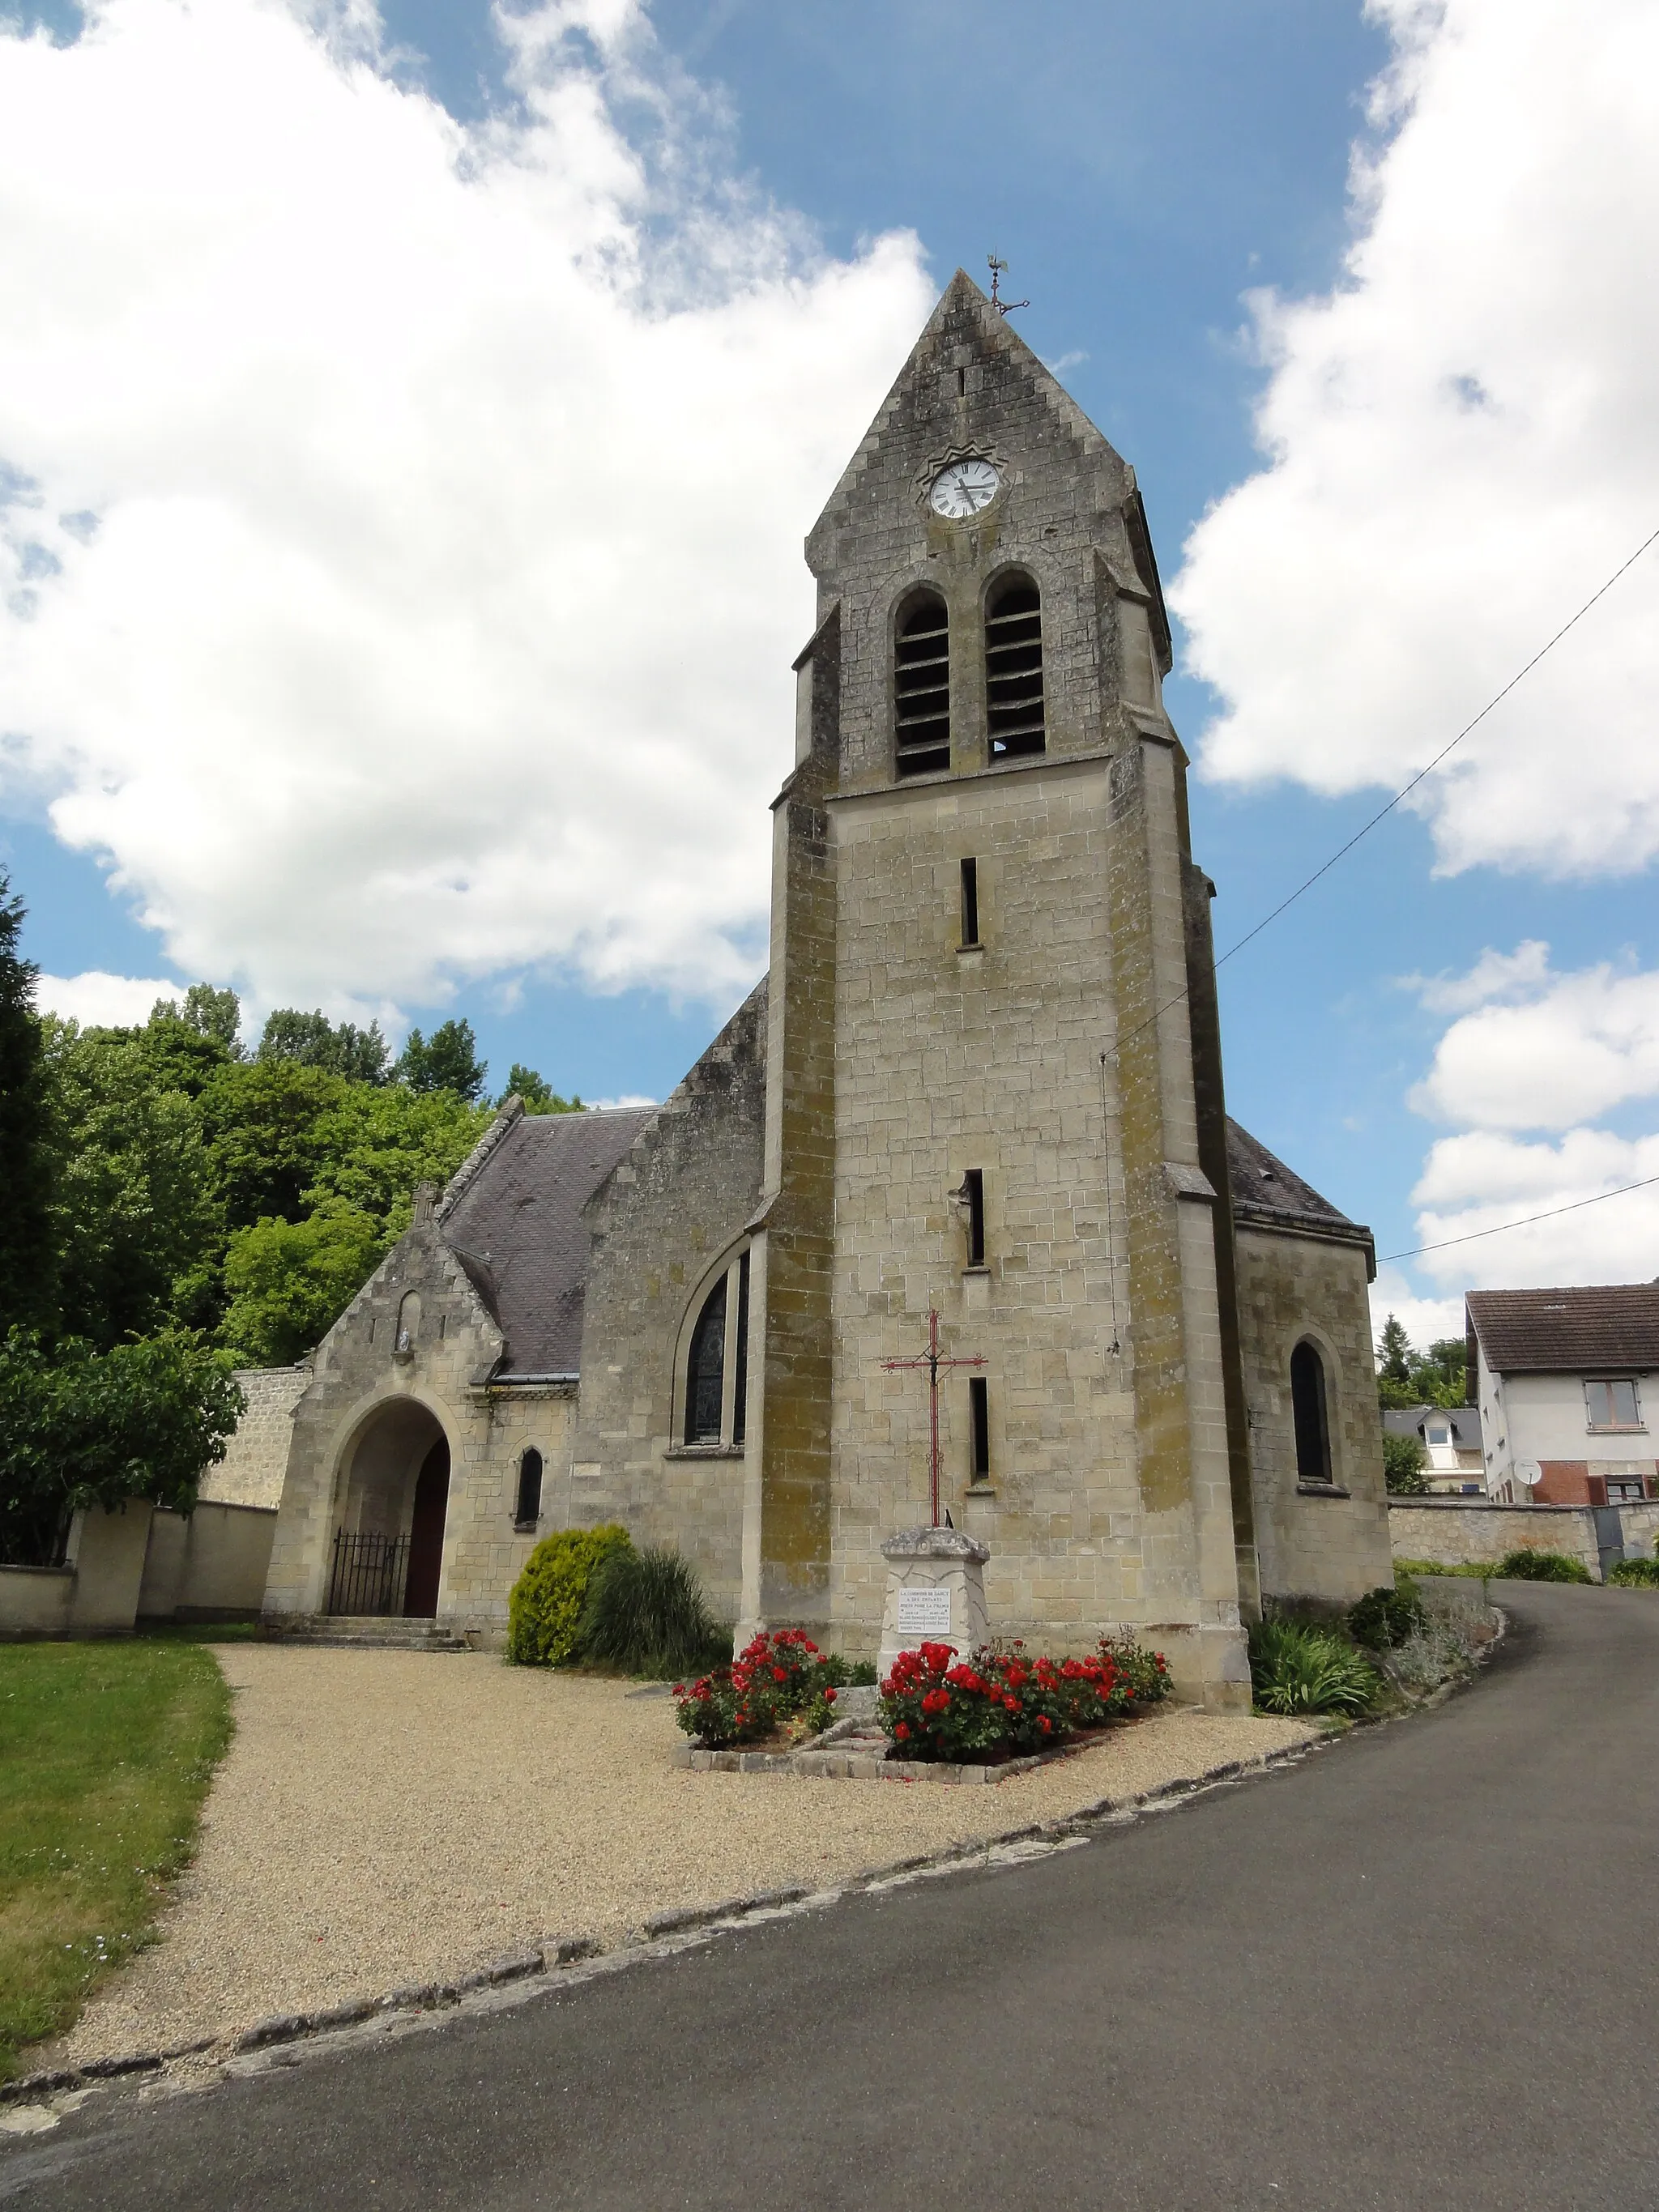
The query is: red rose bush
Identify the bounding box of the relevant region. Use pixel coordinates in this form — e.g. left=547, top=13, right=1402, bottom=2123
left=673, top=1627, right=841, bottom=1749
left=880, top=1634, right=1169, bottom=1763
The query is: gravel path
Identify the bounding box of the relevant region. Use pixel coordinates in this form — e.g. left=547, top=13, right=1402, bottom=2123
left=53, top=1647, right=1312, bottom=2064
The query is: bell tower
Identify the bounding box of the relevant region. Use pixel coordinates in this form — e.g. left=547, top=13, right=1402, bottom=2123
left=744, top=270, right=1256, bottom=1709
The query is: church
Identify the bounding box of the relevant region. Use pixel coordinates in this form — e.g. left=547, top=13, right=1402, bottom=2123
left=259, top=271, right=1390, bottom=1708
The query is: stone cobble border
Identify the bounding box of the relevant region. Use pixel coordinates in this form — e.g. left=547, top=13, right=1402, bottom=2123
left=0, top=1737, right=1323, bottom=2112
left=672, top=1735, right=1094, bottom=1784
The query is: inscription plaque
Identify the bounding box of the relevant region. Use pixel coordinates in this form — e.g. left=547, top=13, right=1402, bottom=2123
left=895, top=1586, right=953, bottom=1636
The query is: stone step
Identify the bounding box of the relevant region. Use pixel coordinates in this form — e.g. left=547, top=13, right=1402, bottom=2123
left=262, top=1616, right=470, bottom=1652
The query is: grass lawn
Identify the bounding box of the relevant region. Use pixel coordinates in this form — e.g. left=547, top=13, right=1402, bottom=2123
left=0, top=1639, right=232, bottom=2082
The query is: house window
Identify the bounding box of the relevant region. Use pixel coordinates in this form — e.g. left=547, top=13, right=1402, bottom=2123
left=894, top=591, right=951, bottom=777
left=1606, top=1477, right=1645, bottom=1502
left=984, top=573, right=1045, bottom=759
left=514, top=1449, right=543, bottom=1530
left=1585, top=1378, right=1641, bottom=1430
left=1290, top=1340, right=1333, bottom=1486
left=683, top=1248, right=751, bottom=1449
left=1426, top=1421, right=1450, bottom=1447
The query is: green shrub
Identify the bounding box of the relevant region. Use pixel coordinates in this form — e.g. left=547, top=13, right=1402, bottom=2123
left=575, top=1544, right=730, bottom=1677
left=1494, top=1548, right=1593, bottom=1583
left=1381, top=1430, right=1431, bottom=1495
left=506, top=1524, right=633, bottom=1666
left=1348, top=1579, right=1428, bottom=1650
left=1248, top=1619, right=1380, bottom=1715
left=1392, top=1557, right=1491, bottom=1580
left=1607, top=1557, right=1659, bottom=1587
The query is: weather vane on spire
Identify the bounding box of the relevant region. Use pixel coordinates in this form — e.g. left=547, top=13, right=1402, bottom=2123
left=987, top=256, right=1029, bottom=316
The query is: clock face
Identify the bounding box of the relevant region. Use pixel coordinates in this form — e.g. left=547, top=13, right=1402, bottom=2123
left=929, top=458, right=1000, bottom=518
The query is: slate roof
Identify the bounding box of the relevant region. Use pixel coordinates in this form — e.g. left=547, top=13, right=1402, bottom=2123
left=1225, top=1119, right=1374, bottom=1273
left=1382, top=1404, right=1484, bottom=1450
left=1465, top=1285, right=1659, bottom=1375
left=439, top=1107, right=653, bottom=1379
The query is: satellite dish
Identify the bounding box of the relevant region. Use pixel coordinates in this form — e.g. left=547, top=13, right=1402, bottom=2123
left=1516, top=1460, right=1542, bottom=1488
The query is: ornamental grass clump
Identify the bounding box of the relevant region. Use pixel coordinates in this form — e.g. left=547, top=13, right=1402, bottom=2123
left=673, top=1629, right=845, bottom=1749
left=1495, top=1548, right=1594, bottom=1583
left=506, top=1524, right=633, bottom=1666
left=1247, top=1618, right=1380, bottom=1716
left=574, top=1544, right=730, bottom=1678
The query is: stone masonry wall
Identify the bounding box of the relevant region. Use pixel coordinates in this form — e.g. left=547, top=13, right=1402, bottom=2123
left=568, top=987, right=768, bottom=1626
left=204, top=1368, right=309, bottom=1509
left=1235, top=1222, right=1392, bottom=1605
left=1388, top=1498, right=1659, bottom=1581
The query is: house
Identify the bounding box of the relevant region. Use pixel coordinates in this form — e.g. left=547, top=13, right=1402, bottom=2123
left=1381, top=1404, right=1485, bottom=1494
left=1466, top=1286, right=1659, bottom=1506
left=257, top=271, right=1394, bottom=1706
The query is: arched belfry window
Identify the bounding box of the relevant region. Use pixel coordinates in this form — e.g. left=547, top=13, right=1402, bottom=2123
left=1290, top=1340, right=1333, bottom=1486
left=984, top=573, right=1045, bottom=759
left=894, top=591, right=951, bottom=778
left=683, top=1249, right=751, bottom=1448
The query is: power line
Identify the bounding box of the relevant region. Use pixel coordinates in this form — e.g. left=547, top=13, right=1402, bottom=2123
left=1378, top=1173, right=1659, bottom=1264
left=1109, top=521, right=1659, bottom=1067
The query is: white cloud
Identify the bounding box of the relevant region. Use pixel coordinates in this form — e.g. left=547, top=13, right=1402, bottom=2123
left=0, top=0, right=932, bottom=1020
left=1408, top=939, right=1552, bottom=1017
left=1401, top=1129, right=1659, bottom=1291
left=1410, top=945, right=1659, bottom=1128
left=1367, top=1269, right=1465, bottom=1353
left=1172, top=0, right=1659, bottom=881
left=35, top=970, right=183, bottom=1028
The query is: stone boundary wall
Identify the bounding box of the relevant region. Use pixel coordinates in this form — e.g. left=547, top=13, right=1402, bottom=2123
left=207, top=1369, right=309, bottom=1510
left=1389, top=1497, right=1659, bottom=1582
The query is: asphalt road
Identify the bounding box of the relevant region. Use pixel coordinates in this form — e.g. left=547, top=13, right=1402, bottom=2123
left=6, top=1583, right=1657, bottom=2211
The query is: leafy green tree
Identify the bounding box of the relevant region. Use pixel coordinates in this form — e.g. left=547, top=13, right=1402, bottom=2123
left=500, top=1062, right=584, bottom=1115
left=1413, top=1336, right=1469, bottom=1408
left=220, top=1200, right=386, bottom=1366
left=195, top=1059, right=348, bottom=1231
left=305, top=1085, right=491, bottom=1234
left=140, top=1000, right=237, bottom=1102
left=1382, top=1430, right=1431, bottom=1494
left=177, top=982, right=242, bottom=1051
left=397, top=1018, right=486, bottom=1102
left=258, top=1008, right=390, bottom=1085
left=0, top=870, right=53, bottom=1333
left=40, top=1021, right=224, bottom=1349
left=1377, top=1315, right=1410, bottom=1387
left=0, top=1329, right=243, bottom=1566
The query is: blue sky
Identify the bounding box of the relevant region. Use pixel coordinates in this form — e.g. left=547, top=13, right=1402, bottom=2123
left=4, top=0, right=1657, bottom=1340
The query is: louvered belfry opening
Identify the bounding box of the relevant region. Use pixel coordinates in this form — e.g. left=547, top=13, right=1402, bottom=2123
left=984, top=573, right=1045, bottom=759
left=894, top=590, right=951, bottom=777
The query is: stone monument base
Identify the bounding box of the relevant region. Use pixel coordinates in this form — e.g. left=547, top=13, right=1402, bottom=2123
left=876, top=1525, right=991, bottom=1681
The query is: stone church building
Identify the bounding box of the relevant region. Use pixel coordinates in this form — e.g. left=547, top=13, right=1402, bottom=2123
left=260, top=272, right=1390, bottom=1707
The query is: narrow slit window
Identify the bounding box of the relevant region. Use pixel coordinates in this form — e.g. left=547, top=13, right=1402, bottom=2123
left=685, top=1276, right=727, bottom=1444
left=1290, top=1341, right=1332, bottom=1485
left=963, top=1169, right=986, bottom=1267
left=894, top=591, right=951, bottom=778
left=960, top=857, right=979, bottom=946
left=969, top=1376, right=991, bottom=1481
left=984, top=573, right=1045, bottom=759
left=731, top=1251, right=751, bottom=1448
left=514, top=1448, right=543, bottom=1529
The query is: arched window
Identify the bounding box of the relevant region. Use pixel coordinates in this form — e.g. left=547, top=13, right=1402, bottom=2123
left=1290, top=1341, right=1333, bottom=1486
left=514, top=1448, right=543, bottom=1530
left=395, top=1290, right=421, bottom=1354
left=894, top=590, right=951, bottom=777
left=984, top=573, right=1045, bottom=759
left=683, top=1249, right=751, bottom=1448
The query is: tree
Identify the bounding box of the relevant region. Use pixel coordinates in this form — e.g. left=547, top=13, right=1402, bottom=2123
left=499, top=1062, right=583, bottom=1115
left=304, top=1084, right=491, bottom=1233
left=258, top=1008, right=390, bottom=1085
left=40, top=1021, right=224, bottom=1349
left=0, top=1329, right=244, bottom=1566
left=220, top=1200, right=386, bottom=1366
left=196, top=1059, right=348, bottom=1231
left=398, top=1018, right=486, bottom=1102
left=0, top=869, right=53, bottom=1334
left=1375, top=1315, right=1468, bottom=1409
left=1382, top=1430, right=1431, bottom=1495
left=141, top=999, right=238, bottom=1101
left=172, top=983, right=243, bottom=1052
left=1376, top=1315, right=1410, bottom=1387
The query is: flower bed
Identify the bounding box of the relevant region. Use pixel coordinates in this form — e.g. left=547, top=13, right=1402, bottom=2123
left=881, top=1635, right=1169, bottom=1763
left=672, top=1630, right=1169, bottom=1763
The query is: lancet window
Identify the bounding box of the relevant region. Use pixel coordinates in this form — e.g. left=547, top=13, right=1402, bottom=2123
left=984, top=573, right=1045, bottom=758
left=894, top=590, right=952, bottom=777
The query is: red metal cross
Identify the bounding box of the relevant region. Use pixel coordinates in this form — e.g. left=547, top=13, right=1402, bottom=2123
left=881, top=1308, right=987, bottom=1528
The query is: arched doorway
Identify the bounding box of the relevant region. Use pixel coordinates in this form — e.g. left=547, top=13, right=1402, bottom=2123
left=329, top=1400, right=450, bottom=1618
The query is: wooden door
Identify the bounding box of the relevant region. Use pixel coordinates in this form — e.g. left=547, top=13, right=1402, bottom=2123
left=403, top=1436, right=450, bottom=1617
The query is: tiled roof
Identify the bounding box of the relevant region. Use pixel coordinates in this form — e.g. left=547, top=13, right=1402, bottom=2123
left=1382, top=1404, right=1483, bottom=1448
left=1465, top=1285, right=1659, bottom=1375
left=440, top=1108, right=653, bottom=1378
left=1226, top=1120, right=1374, bottom=1274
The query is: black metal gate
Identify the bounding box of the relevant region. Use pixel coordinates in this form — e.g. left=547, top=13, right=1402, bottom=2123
left=327, top=1531, right=411, bottom=1617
